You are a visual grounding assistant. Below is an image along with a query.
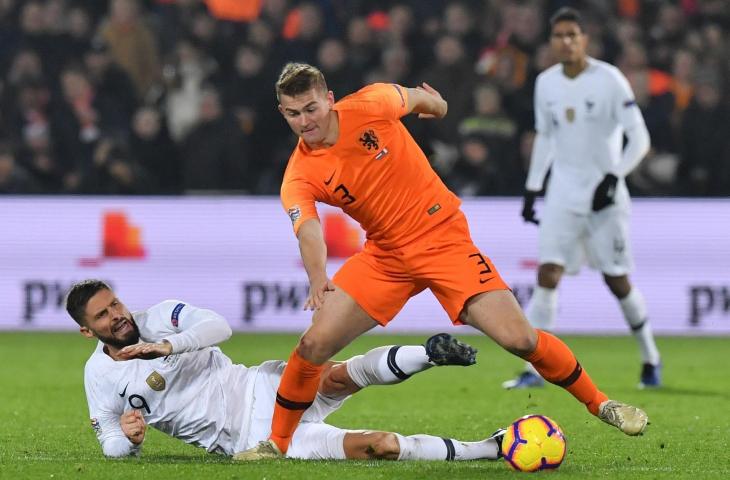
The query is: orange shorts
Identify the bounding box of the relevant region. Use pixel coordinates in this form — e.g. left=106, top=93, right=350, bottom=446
left=333, top=210, right=510, bottom=325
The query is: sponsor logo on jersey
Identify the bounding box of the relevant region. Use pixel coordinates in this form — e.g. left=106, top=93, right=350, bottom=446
left=171, top=302, right=185, bottom=327
left=90, top=417, right=101, bottom=434
left=324, top=170, right=335, bottom=185
left=623, top=99, right=637, bottom=108
left=374, top=147, right=389, bottom=160
left=288, top=205, right=301, bottom=224
left=359, top=129, right=379, bottom=150
left=427, top=204, right=441, bottom=215
left=146, top=371, right=166, bottom=391
left=119, top=382, right=129, bottom=397
left=565, top=107, right=575, bottom=123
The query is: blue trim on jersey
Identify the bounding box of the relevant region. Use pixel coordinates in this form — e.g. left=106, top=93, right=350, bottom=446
left=171, top=303, right=185, bottom=327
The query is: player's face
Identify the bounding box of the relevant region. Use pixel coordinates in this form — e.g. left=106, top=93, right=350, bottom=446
left=79, top=288, right=140, bottom=349
left=278, top=88, right=335, bottom=146
left=550, top=21, right=587, bottom=64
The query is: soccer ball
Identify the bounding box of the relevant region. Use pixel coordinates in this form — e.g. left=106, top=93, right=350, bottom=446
left=500, top=414, right=567, bottom=472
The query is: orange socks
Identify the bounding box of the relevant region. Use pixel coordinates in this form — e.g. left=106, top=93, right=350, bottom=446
left=269, top=350, right=325, bottom=453
left=526, top=330, right=608, bottom=415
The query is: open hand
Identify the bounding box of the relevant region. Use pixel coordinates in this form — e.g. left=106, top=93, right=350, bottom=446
left=118, top=341, right=173, bottom=360
left=416, top=82, right=447, bottom=119
left=304, top=277, right=335, bottom=311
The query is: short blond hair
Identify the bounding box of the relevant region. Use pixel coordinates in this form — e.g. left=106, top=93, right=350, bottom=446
left=275, top=63, right=328, bottom=101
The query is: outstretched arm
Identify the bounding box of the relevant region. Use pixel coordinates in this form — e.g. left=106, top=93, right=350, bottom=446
left=118, top=303, right=232, bottom=360
left=406, top=82, right=448, bottom=119
left=298, top=218, right=335, bottom=310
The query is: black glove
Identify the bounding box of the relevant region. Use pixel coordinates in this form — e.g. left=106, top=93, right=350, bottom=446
left=592, top=174, right=618, bottom=212
left=521, top=190, right=539, bottom=225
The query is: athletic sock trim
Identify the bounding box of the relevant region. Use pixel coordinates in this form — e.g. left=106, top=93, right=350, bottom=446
left=630, top=318, right=647, bottom=332
left=386, top=346, right=411, bottom=380
left=554, top=362, right=583, bottom=388
left=442, top=438, right=455, bottom=461
left=275, top=393, right=314, bottom=410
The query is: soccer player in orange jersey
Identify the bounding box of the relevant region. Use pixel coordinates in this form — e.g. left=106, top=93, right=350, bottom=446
left=235, top=63, right=649, bottom=460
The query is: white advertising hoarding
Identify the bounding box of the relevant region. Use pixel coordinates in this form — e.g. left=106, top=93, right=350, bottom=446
left=1, top=197, right=728, bottom=334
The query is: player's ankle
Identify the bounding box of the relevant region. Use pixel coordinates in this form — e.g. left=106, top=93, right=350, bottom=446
left=269, top=436, right=288, bottom=454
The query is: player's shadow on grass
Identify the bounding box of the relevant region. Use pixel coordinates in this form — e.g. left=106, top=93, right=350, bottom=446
left=642, top=386, right=727, bottom=399
left=138, top=455, right=228, bottom=464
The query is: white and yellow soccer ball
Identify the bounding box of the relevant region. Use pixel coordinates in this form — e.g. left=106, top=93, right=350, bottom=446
left=501, top=414, right=567, bottom=472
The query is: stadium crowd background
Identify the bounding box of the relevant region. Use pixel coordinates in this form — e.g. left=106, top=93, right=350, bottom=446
left=0, top=0, right=728, bottom=197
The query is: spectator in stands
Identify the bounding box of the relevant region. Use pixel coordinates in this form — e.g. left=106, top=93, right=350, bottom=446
left=129, top=106, right=180, bottom=194
left=180, top=87, right=250, bottom=192
left=0, top=142, right=39, bottom=193
left=447, top=135, right=506, bottom=197
left=317, top=38, right=358, bottom=97
left=100, top=0, right=161, bottom=100
left=345, top=17, right=378, bottom=78
left=83, top=40, right=137, bottom=127
left=163, top=37, right=218, bottom=142
left=0, top=0, right=726, bottom=195
left=83, top=138, right=153, bottom=195
left=678, top=70, right=730, bottom=196
left=420, top=35, right=476, bottom=145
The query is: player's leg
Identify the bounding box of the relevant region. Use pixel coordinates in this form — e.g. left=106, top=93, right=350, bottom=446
left=238, top=250, right=417, bottom=459
left=502, top=262, right=563, bottom=389
left=264, top=287, right=377, bottom=455
left=590, top=206, right=661, bottom=388
left=319, top=334, right=477, bottom=400
left=283, top=423, right=503, bottom=461
left=461, top=291, right=647, bottom=435
left=342, top=429, right=504, bottom=461
left=504, top=206, right=583, bottom=389
left=604, top=274, right=662, bottom=387
left=421, top=213, right=647, bottom=435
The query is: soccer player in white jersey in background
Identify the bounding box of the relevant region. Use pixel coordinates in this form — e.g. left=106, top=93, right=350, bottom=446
left=503, top=7, right=661, bottom=390
left=66, top=279, right=505, bottom=461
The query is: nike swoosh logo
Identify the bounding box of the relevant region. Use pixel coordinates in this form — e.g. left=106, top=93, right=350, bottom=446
left=479, top=277, right=494, bottom=284
left=119, top=382, right=129, bottom=398
left=324, top=171, right=335, bottom=186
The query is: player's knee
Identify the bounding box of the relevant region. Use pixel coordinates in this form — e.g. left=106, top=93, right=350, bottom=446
left=366, top=432, right=400, bottom=459
left=320, top=363, right=356, bottom=396
left=297, top=333, right=337, bottom=364
left=504, top=334, right=538, bottom=357
left=499, top=324, right=538, bottom=357
left=603, top=275, right=631, bottom=298
left=537, top=264, right=562, bottom=289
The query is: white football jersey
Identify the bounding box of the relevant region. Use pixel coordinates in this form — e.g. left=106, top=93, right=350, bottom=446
left=528, top=57, right=646, bottom=213
left=84, top=300, right=257, bottom=457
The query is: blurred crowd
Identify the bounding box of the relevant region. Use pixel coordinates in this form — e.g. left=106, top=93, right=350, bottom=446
left=0, top=0, right=728, bottom=196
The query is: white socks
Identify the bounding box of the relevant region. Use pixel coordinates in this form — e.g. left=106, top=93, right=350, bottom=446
left=619, top=288, right=661, bottom=365
left=395, top=433, right=500, bottom=461
left=346, top=345, right=432, bottom=388
left=523, top=286, right=558, bottom=374
left=526, top=286, right=558, bottom=330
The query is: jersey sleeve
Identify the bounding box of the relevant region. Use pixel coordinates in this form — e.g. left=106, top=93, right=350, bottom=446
left=85, top=365, right=142, bottom=458
left=533, top=76, right=553, bottom=135
left=145, top=300, right=232, bottom=353
left=611, top=69, right=645, bottom=130
left=526, top=76, right=555, bottom=191
left=352, top=83, right=410, bottom=120
left=281, top=173, right=320, bottom=235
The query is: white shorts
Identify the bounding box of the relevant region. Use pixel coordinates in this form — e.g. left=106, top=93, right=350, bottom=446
left=236, top=360, right=351, bottom=460
left=539, top=204, right=633, bottom=276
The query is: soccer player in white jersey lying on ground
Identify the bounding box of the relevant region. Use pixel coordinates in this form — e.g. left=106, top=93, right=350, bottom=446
left=66, top=279, right=504, bottom=461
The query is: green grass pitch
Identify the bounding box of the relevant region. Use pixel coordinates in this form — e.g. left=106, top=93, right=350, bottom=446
left=1, top=332, right=728, bottom=479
